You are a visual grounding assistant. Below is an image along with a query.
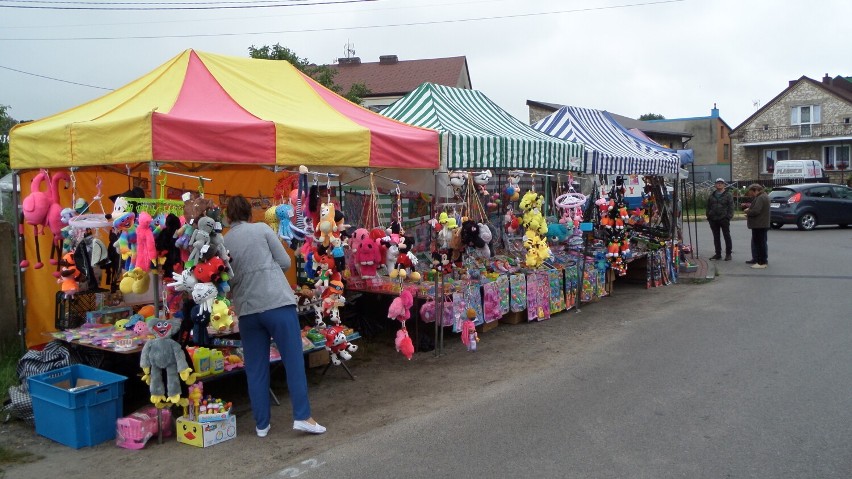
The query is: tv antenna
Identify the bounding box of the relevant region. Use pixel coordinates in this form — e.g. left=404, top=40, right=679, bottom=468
left=344, top=40, right=356, bottom=59
left=752, top=99, right=761, bottom=110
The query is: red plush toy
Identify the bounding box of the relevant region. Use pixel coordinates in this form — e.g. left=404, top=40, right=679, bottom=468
left=324, top=325, right=358, bottom=366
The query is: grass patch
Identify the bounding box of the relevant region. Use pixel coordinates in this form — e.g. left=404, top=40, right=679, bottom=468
left=0, top=447, right=39, bottom=475
left=0, top=338, right=23, bottom=403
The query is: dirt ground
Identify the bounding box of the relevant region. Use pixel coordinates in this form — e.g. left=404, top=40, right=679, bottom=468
left=1, top=281, right=682, bottom=479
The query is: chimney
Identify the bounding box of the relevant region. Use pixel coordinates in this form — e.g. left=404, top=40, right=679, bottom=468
left=711, top=103, right=719, bottom=118
left=379, top=55, right=399, bottom=65
left=337, top=57, right=361, bottom=66
left=789, top=80, right=797, bottom=87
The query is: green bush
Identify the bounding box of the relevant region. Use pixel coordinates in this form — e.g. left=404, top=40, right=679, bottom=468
left=0, top=337, right=23, bottom=403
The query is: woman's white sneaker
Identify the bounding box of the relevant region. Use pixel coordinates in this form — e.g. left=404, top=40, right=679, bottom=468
left=293, top=420, right=326, bottom=434
left=256, top=424, right=271, bottom=437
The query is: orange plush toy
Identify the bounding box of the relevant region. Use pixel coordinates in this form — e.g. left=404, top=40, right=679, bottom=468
left=58, top=252, right=82, bottom=298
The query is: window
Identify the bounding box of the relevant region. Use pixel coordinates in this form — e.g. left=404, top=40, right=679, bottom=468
left=762, top=149, right=788, bottom=173
left=830, top=186, right=852, bottom=199
left=791, top=105, right=821, bottom=136
left=805, top=186, right=832, bottom=198
left=823, top=145, right=850, bottom=170
left=723, top=143, right=729, bottom=161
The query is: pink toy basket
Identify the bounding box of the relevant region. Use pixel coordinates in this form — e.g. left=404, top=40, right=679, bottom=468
left=116, top=406, right=172, bottom=450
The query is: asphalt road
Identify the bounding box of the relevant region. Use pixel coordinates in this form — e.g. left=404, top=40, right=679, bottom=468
left=262, top=221, right=852, bottom=479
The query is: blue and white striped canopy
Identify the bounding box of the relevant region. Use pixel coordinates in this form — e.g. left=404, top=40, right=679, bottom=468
left=382, top=83, right=583, bottom=170
left=533, top=106, right=680, bottom=176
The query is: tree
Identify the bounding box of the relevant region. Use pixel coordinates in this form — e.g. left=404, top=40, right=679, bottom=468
left=248, top=44, right=370, bottom=105
left=639, top=113, right=665, bottom=121
left=0, top=104, right=17, bottom=176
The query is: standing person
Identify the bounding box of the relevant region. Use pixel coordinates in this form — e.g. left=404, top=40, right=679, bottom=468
left=706, top=178, right=735, bottom=261
left=744, top=184, right=770, bottom=269
left=224, top=195, right=326, bottom=437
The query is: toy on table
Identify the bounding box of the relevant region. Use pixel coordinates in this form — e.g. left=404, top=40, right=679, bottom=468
left=461, top=308, right=479, bottom=352
left=139, top=317, right=197, bottom=404
left=324, top=325, right=357, bottom=366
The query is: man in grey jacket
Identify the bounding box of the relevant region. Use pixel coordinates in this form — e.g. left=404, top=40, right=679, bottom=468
left=745, top=184, right=770, bottom=269
left=706, top=178, right=734, bottom=261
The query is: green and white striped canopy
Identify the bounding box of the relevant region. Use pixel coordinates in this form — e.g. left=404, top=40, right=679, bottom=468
left=381, top=83, right=583, bottom=171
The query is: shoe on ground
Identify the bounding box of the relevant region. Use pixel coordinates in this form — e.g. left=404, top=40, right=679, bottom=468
left=724, top=254, right=732, bottom=261
left=745, top=260, right=757, bottom=265
left=256, top=424, right=271, bottom=438
left=709, top=254, right=722, bottom=260
left=293, top=420, right=326, bottom=434
left=751, top=263, right=767, bottom=269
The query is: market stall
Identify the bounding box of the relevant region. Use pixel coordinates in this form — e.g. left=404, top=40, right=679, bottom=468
left=379, top=83, right=599, bottom=351
left=533, top=105, right=686, bottom=285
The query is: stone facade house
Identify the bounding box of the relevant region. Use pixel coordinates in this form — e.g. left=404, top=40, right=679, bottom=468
left=730, top=74, right=852, bottom=183
left=328, top=55, right=472, bottom=112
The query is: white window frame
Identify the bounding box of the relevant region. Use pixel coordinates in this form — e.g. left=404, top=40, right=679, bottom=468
left=823, top=144, right=851, bottom=170
left=791, top=105, right=821, bottom=137
left=762, top=149, right=789, bottom=174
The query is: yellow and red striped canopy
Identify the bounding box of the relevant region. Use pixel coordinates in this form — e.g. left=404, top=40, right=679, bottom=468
left=11, top=49, right=439, bottom=169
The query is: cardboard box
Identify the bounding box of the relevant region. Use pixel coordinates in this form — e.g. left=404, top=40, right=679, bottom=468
left=176, top=415, right=236, bottom=447
left=499, top=310, right=526, bottom=325
left=477, top=320, right=499, bottom=333
left=307, top=349, right=330, bottom=368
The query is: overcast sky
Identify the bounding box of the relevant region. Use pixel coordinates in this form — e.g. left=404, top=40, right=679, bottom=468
left=1, top=0, right=849, bottom=129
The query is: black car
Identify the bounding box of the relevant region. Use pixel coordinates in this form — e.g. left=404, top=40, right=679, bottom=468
left=768, top=183, right=852, bottom=230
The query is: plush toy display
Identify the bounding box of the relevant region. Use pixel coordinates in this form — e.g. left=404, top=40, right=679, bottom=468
left=186, top=216, right=215, bottom=267
left=209, top=298, right=235, bottom=332
left=505, top=172, right=521, bottom=201
left=45, top=171, right=71, bottom=267
left=275, top=203, right=296, bottom=243
left=395, top=329, right=414, bottom=360
left=355, top=239, right=382, bottom=277
left=324, top=325, right=357, bottom=366
left=134, top=212, right=157, bottom=272
left=460, top=308, right=479, bottom=352
left=139, top=317, right=196, bottom=404
left=57, top=251, right=82, bottom=298
left=21, top=170, right=53, bottom=270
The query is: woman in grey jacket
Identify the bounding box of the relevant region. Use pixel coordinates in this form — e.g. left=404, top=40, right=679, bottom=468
left=224, top=195, right=325, bottom=437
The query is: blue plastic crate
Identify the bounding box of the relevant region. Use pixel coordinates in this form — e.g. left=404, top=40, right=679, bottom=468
left=28, top=365, right=127, bottom=449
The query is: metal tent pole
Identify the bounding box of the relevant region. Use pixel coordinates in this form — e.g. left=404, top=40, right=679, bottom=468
left=691, top=163, right=699, bottom=259
left=12, top=170, right=26, bottom=350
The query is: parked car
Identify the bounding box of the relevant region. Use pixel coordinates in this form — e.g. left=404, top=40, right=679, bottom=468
left=768, top=183, right=852, bottom=230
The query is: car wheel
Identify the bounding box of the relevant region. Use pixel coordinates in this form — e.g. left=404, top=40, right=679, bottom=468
left=770, top=222, right=783, bottom=230
left=797, top=213, right=817, bottom=231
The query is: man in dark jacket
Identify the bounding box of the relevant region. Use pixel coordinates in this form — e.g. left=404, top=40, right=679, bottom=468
left=745, top=184, right=770, bottom=268
left=706, top=178, right=734, bottom=261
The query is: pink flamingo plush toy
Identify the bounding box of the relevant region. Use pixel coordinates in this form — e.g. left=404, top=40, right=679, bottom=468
left=21, top=170, right=52, bottom=269
left=46, top=171, right=70, bottom=270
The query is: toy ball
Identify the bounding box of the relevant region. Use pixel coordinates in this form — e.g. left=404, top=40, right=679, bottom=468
left=505, top=186, right=516, bottom=196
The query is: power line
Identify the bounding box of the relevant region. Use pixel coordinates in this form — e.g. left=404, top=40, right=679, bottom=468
left=0, top=64, right=113, bottom=90
left=0, top=0, right=375, bottom=10
left=0, top=0, right=687, bottom=40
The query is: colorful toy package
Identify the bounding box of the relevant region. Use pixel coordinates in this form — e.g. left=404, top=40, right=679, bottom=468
left=495, top=274, right=510, bottom=316
left=548, top=269, right=565, bottom=314
left=527, top=272, right=551, bottom=321
left=509, top=273, right=526, bottom=312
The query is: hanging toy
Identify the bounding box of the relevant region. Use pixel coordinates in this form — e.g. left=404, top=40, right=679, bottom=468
left=139, top=317, right=197, bottom=404
left=276, top=203, right=296, bottom=244
left=461, top=308, right=479, bottom=352
left=20, top=170, right=52, bottom=269
left=134, top=212, right=157, bottom=272
left=388, top=288, right=415, bottom=360
left=473, top=169, right=492, bottom=197
left=505, top=171, right=521, bottom=201
left=57, top=251, right=82, bottom=298
left=45, top=171, right=71, bottom=268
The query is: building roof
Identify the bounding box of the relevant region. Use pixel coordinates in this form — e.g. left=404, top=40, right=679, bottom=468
left=328, top=56, right=470, bottom=97
left=526, top=100, right=691, bottom=137
left=731, top=74, right=852, bottom=134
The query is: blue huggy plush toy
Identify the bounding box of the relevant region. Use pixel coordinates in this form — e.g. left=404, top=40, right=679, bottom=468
left=140, top=317, right=197, bottom=404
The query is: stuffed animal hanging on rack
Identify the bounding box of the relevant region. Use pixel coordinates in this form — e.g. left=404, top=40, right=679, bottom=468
left=388, top=288, right=415, bottom=360
left=45, top=171, right=71, bottom=269
left=139, top=317, right=197, bottom=404
left=460, top=308, right=479, bottom=352
left=20, top=170, right=52, bottom=270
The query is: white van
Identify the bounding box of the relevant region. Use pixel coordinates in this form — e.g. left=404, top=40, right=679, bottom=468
left=772, top=160, right=823, bottom=180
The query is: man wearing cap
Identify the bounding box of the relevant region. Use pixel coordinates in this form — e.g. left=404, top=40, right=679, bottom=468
left=705, top=178, right=734, bottom=261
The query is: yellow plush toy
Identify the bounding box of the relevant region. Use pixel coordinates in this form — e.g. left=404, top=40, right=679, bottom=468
left=210, top=298, right=235, bottom=332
